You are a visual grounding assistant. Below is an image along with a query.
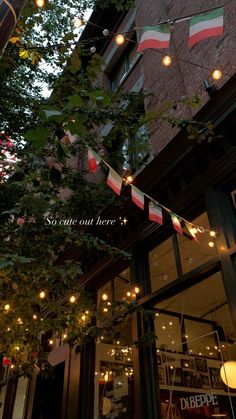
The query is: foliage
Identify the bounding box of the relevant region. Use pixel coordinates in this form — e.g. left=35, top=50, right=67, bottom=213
left=0, top=0, right=217, bottom=380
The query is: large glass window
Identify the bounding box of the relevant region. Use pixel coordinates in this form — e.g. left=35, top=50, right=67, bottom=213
left=94, top=268, right=135, bottom=418
left=149, top=212, right=219, bottom=292
left=154, top=272, right=236, bottom=418
left=110, top=43, right=139, bottom=91
left=149, top=237, right=177, bottom=292
left=178, top=212, right=218, bottom=274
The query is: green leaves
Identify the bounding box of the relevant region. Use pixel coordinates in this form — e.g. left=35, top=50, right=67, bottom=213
left=24, top=127, right=50, bottom=149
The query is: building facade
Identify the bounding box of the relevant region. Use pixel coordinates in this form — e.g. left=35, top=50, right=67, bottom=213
left=1, top=1, right=236, bottom=418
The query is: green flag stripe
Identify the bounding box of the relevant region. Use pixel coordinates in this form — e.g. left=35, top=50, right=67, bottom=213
left=190, top=7, right=223, bottom=26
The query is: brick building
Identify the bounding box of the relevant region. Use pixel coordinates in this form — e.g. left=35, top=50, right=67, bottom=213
left=1, top=1, right=236, bottom=418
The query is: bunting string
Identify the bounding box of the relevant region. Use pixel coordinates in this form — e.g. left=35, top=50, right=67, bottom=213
left=14, top=2, right=236, bottom=83
left=87, top=146, right=216, bottom=242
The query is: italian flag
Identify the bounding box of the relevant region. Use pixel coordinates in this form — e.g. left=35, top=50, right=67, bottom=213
left=188, top=8, right=224, bottom=48
left=185, top=223, right=199, bottom=243
left=107, top=167, right=123, bottom=195
left=88, top=148, right=101, bottom=173
left=171, top=214, right=183, bottom=235
left=149, top=202, right=163, bottom=225
left=137, top=24, right=170, bottom=52
left=131, top=186, right=145, bottom=210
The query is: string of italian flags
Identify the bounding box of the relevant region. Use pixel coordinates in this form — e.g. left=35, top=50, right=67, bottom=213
left=137, top=7, right=224, bottom=52
left=88, top=147, right=205, bottom=242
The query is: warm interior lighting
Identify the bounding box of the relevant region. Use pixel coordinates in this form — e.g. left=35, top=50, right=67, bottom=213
left=126, top=291, right=131, bottom=297
left=63, top=334, right=67, bottom=339
left=162, top=55, right=172, bottom=66
left=220, top=361, right=236, bottom=389
left=134, top=286, right=140, bottom=294
left=102, top=293, right=108, bottom=301
left=33, top=314, right=37, bottom=320
left=115, top=34, right=125, bottom=45
left=4, top=304, right=10, bottom=311
left=49, top=339, right=53, bottom=345
left=210, top=230, right=217, bottom=237
left=35, top=0, right=45, bottom=7
left=211, top=69, right=222, bottom=80
left=208, top=241, right=215, bottom=248
left=81, top=315, right=86, bottom=321
left=39, top=291, right=45, bottom=299
left=69, top=295, right=76, bottom=303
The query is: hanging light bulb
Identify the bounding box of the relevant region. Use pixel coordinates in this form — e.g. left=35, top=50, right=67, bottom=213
left=115, top=34, right=125, bottom=45
left=73, top=17, right=83, bottom=28
left=35, top=0, right=45, bottom=7
left=162, top=55, right=172, bottom=66
left=134, top=286, right=140, bottom=294
left=49, top=339, right=53, bottom=345
left=4, top=304, right=10, bottom=311
left=102, top=293, right=108, bottom=301
left=125, top=175, right=133, bottom=183
left=69, top=295, right=76, bottom=303
left=211, top=69, right=222, bottom=80
left=103, top=29, right=109, bottom=37
left=39, top=291, right=46, bottom=299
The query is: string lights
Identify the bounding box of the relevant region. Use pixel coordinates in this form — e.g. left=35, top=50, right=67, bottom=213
left=115, top=34, right=125, bottom=45
left=162, top=55, right=172, bottom=67
left=35, top=0, right=45, bottom=7
left=69, top=295, right=76, bottom=303
left=39, top=291, right=46, bottom=299
left=211, top=69, right=223, bottom=80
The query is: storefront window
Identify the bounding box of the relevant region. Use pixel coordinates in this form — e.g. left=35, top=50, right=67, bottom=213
left=149, top=237, right=177, bottom=292
left=94, top=269, right=135, bottom=418
left=178, top=212, right=218, bottom=274
left=154, top=272, right=236, bottom=418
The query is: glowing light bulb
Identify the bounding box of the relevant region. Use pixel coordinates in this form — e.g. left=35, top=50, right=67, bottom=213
left=162, top=55, right=172, bottom=66
left=4, top=304, right=10, bottom=311
left=63, top=334, right=67, bottom=339
left=69, top=295, right=76, bottom=303
left=102, top=293, right=108, bottom=301
left=211, top=69, right=222, bottom=80
left=73, top=17, right=83, bottom=28
left=90, top=46, right=96, bottom=53
left=126, top=292, right=131, bottom=297
left=208, top=241, right=215, bottom=248
left=49, top=339, right=53, bottom=345
left=210, top=230, right=216, bottom=237
left=125, top=175, right=133, bottom=183
left=39, top=291, right=45, bottom=299
left=81, top=315, right=86, bottom=321
left=115, top=34, right=125, bottom=45
left=35, top=0, right=45, bottom=7
left=103, top=307, right=108, bottom=313
left=134, top=286, right=140, bottom=294
left=33, top=314, right=37, bottom=320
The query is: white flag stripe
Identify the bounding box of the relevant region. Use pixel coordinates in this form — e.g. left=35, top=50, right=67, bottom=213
left=190, top=16, right=223, bottom=37
left=140, top=30, right=170, bottom=43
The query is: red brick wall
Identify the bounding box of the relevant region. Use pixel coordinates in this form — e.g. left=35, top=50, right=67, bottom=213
left=102, top=1, right=236, bottom=156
